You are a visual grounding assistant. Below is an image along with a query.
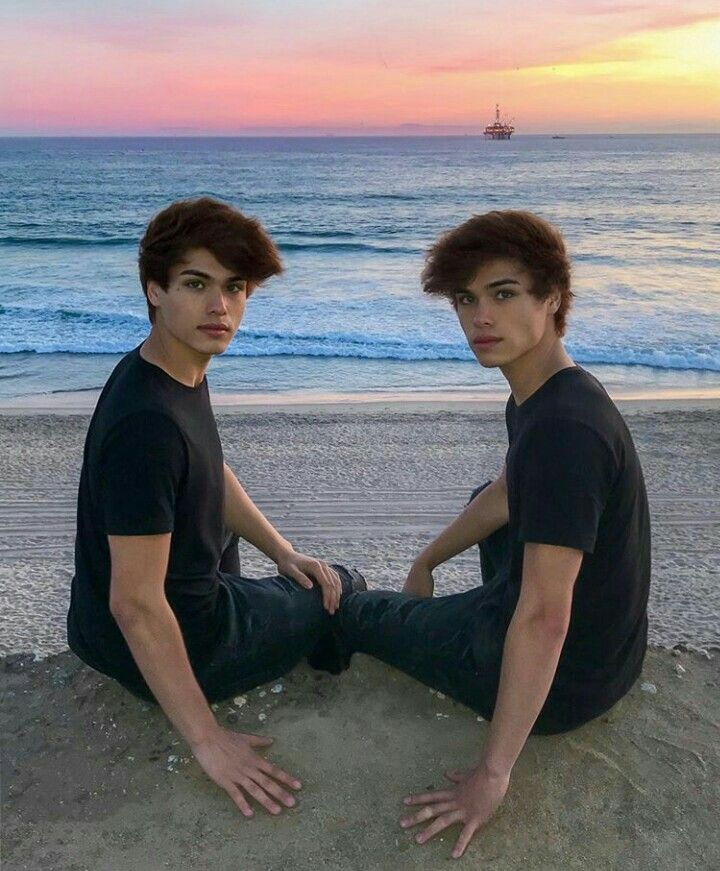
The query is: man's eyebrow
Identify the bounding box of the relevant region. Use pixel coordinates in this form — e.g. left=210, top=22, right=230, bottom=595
left=486, top=278, right=521, bottom=289
left=450, top=278, right=520, bottom=294
left=179, top=269, right=246, bottom=282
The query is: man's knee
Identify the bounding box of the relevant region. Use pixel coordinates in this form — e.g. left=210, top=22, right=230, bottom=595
left=332, top=564, right=367, bottom=599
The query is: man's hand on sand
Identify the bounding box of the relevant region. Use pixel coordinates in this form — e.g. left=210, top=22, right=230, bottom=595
left=400, top=764, right=509, bottom=859
left=191, top=726, right=302, bottom=817
left=277, top=549, right=342, bottom=614
left=402, top=561, right=434, bottom=597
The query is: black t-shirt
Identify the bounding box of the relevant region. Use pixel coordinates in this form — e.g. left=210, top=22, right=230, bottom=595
left=503, top=366, right=651, bottom=731
left=67, top=346, right=225, bottom=687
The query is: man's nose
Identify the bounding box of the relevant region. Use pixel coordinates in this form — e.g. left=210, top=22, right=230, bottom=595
left=472, top=298, right=494, bottom=326
left=207, top=289, right=228, bottom=314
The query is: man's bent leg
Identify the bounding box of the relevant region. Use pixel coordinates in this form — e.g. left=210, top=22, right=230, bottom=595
left=469, top=482, right=511, bottom=586
left=338, top=588, right=504, bottom=721
left=335, top=481, right=512, bottom=719
left=197, top=564, right=364, bottom=703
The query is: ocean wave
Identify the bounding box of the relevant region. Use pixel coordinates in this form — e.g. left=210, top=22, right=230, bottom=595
left=0, top=234, right=420, bottom=256
left=277, top=241, right=421, bottom=255
left=0, top=330, right=717, bottom=374
left=0, top=235, right=135, bottom=247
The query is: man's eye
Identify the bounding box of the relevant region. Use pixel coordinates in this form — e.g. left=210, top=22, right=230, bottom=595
left=497, top=291, right=515, bottom=300
left=228, top=282, right=247, bottom=293
left=457, top=295, right=474, bottom=305
left=186, top=280, right=204, bottom=289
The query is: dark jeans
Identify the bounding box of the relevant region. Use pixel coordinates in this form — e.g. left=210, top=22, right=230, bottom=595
left=337, top=483, right=515, bottom=727
left=121, top=536, right=364, bottom=705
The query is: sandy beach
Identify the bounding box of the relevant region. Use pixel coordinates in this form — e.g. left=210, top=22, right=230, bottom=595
left=2, top=396, right=719, bottom=869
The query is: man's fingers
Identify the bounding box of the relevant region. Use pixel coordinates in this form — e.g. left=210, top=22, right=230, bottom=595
left=320, top=565, right=341, bottom=612
left=227, top=784, right=254, bottom=818
left=312, top=565, right=338, bottom=613
left=401, top=801, right=456, bottom=829
left=243, top=733, right=274, bottom=748
left=259, top=759, right=302, bottom=791
left=289, top=569, right=314, bottom=590
left=404, top=789, right=453, bottom=806
left=252, top=771, right=297, bottom=808
left=452, top=822, right=479, bottom=859
left=239, top=776, right=283, bottom=815
left=416, top=810, right=463, bottom=844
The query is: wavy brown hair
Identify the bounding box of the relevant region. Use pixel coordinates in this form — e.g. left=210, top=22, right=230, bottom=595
left=138, top=197, right=283, bottom=322
left=422, top=210, right=573, bottom=335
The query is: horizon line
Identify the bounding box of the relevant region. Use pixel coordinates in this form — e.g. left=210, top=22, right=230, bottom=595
left=1, top=131, right=718, bottom=139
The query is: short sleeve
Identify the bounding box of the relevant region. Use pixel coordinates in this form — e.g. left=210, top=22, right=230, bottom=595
left=513, top=419, right=615, bottom=554
left=99, top=412, right=187, bottom=536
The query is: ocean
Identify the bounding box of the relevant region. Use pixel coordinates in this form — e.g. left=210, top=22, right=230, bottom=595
left=1, top=134, right=718, bottom=399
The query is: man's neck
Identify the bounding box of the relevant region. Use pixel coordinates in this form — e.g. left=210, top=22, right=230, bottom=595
left=501, top=336, right=575, bottom=406
left=140, top=328, right=210, bottom=388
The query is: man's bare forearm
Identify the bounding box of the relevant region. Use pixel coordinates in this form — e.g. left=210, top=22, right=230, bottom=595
left=481, top=612, right=567, bottom=777
left=415, top=472, right=508, bottom=571
left=223, top=463, right=292, bottom=561
left=113, top=601, right=217, bottom=748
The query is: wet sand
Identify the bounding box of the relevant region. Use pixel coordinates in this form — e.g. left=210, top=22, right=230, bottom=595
left=1, top=399, right=719, bottom=868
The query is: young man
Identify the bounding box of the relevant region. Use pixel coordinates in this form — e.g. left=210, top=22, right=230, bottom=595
left=67, top=197, right=364, bottom=820
left=338, top=211, right=651, bottom=859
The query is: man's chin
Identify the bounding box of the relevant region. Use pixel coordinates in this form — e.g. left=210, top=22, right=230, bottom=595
left=473, top=352, right=503, bottom=369
left=195, top=334, right=235, bottom=356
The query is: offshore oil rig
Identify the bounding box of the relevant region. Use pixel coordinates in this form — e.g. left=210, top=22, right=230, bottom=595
left=483, top=104, right=515, bottom=139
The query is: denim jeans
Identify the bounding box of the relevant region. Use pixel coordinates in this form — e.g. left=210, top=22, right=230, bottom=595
left=118, top=535, right=364, bottom=704
left=337, top=483, right=515, bottom=727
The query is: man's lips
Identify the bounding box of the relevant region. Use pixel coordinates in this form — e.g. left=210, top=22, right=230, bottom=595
left=473, top=336, right=501, bottom=347
left=198, top=324, right=230, bottom=334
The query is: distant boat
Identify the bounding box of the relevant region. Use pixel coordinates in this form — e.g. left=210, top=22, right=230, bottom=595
left=483, top=104, right=514, bottom=140
left=552, top=135, right=566, bottom=140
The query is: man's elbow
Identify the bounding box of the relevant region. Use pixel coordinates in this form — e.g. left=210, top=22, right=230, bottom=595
left=518, top=605, right=571, bottom=645
left=110, top=596, right=142, bottom=628
left=109, top=588, right=162, bottom=628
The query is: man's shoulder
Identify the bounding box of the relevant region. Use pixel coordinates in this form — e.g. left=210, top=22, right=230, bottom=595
left=89, top=351, right=182, bottom=445
left=528, top=368, right=623, bottom=437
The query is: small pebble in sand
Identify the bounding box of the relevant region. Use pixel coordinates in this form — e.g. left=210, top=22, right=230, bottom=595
left=211, top=703, right=219, bottom=711
left=641, top=682, right=658, bottom=694
left=435, top=692, right=446, bottom=700
left=435, top=713, right=449, bottom=719
left=258, top=712, right=267, bottom=722
left=233, top=696, right=247, bottom=707
left=675, top=663, right=686, bottom=676
left=259, top=691, right=267, bottom=698
left=271, top=683, right=283, bottom=694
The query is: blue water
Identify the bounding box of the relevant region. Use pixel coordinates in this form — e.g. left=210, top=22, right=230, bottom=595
left=1, top=135, right=719, bottom=399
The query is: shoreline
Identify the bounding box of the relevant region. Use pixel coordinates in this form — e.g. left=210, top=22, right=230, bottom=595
left=1, top=386, right=719, bottom=416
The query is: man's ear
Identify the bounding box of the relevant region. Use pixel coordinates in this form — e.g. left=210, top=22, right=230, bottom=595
left=548, top=292, right=561, bottom=315
left=146, top=281, right=166, bottom=307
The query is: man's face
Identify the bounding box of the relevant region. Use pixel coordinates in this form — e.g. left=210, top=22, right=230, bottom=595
left=453, top=258, right=559, bottom=369
left=146, top=248, right=250, bottom=358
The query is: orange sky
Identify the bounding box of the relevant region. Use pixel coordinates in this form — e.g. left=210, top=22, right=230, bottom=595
left=1, top=1, right=718, bottom=134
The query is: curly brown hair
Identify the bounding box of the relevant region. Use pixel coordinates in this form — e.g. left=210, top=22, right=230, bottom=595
left=422, top=210, right=573, bottom=335
left=138, top=197, right=283, bottom=322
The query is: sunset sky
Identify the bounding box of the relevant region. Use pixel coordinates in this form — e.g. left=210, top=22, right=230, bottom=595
left=1, top=0, right=718, bottom=134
